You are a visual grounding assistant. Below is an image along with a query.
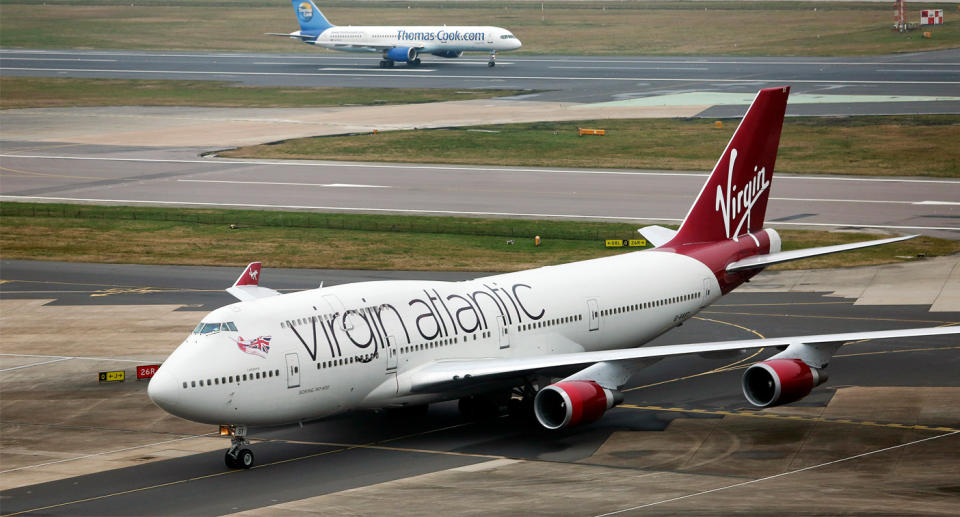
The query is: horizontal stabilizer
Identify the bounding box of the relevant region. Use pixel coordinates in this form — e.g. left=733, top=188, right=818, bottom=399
left=638, top=225, right=678, bottom=248
left=726, top=234, right=916, bottom=272
left=265, top=32, right=317, bottom=41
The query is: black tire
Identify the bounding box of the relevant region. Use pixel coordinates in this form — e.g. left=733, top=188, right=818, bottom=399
left=224, top=451, right=238, bottom=469
left=238, top=448, right=255, bottom=469
left=488, top=61, right=495, bottom=68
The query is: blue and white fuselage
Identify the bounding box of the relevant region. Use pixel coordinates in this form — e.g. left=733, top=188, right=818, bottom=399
left=276, top=0, right=521, bottom=67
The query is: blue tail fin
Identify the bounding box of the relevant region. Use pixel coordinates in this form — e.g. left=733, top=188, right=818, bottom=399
left=291, top=0, right=334, bottom=36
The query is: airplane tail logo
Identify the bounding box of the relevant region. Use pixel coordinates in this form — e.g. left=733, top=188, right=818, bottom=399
left=291, top=0, right=333, bottom=35
left=668, top=87, right=789, bottom=246
left=297, top=1, right=313, bottom=21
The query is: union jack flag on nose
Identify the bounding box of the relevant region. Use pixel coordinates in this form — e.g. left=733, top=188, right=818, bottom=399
left=236, top=335, right=272, bottom=358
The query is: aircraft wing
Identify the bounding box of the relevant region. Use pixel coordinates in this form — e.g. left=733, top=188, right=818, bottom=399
left=405, top=326, right=959, bottom=393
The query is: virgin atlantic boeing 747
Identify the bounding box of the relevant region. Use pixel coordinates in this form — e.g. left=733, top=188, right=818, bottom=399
left=148, top=86, right=959, bottom=469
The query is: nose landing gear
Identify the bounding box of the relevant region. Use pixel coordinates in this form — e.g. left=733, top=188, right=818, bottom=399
left=223, top=424, right=254, bottom=469
left=488, top=50, right=497, bottom=68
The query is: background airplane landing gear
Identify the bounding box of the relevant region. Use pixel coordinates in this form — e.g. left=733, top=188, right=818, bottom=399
left=379, top=59, right=395, bottom=68
left=488, top=50, right=497, bottom=67
left=408, top=58, right=421, bottom=67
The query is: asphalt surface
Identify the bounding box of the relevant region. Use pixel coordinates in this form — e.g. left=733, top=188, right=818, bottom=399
left=3, top=48, right=960, bottom=115
left=0, top=260, right=958, bottom=515
left=1, top=146, right=957, bottom=238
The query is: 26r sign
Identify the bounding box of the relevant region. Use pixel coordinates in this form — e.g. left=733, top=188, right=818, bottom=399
left=137, top=364, right=160, bottom=380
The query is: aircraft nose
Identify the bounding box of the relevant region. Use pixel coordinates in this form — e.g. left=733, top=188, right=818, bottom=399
left=147, top=366, right=178, bottom=412
left=513, top=38, right=522, bottom=49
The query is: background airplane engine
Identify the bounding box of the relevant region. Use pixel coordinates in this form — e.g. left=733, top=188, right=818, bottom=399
left=534, top=380, right=622, bottom=430
left=742, top=358, right=828, bottom=407
left=386, top=46, right=418, bottom=62
left=431, top=50, right=463, bottom=58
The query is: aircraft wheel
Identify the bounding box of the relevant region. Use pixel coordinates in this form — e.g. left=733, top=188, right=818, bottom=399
left=488, top=61, right=496, bottom=68
left=238, top=448, right=255, bottom=469
left=224, top=450, right=239, bottom=469
left=409, top=58, right=421, bottom=67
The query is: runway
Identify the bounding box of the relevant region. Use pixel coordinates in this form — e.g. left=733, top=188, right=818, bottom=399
left=1, top=147, right=958, bottom=238
left=0, top=260, right=958, bottom=515
left=3, top=48, right=960, bottom=115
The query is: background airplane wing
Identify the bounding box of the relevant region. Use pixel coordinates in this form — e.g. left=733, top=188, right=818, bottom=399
left=405, top=326, right=959, bottom=393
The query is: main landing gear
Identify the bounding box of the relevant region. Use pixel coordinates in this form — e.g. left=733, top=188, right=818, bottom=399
left=223, top=424, right=254, bottom=469
left=379, top=59, right=395, bottom=68
left=488, top=50, right=497, bottom=68
left=408, top=58, right=421, bottom=67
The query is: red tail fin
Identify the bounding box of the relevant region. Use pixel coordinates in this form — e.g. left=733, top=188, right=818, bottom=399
left=669, top=86, right=789, bottom=245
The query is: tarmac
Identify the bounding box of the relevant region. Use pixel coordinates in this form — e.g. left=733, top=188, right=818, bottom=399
left=0, top=101, right=705, bottom=148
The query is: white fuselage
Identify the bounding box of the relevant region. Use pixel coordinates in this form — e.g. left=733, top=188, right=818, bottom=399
left=149, top=250, right=720, bottom=426
left=300, top=25, right=521, bottom=54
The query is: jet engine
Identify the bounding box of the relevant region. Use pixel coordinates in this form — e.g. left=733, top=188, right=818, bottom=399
left=386, top=46, right=418, bottom=62
left=431, top=50, right=463, bottom=58
left=534, top=380, right=623, bottom=430
left=741, top=358, right=827, bottom=407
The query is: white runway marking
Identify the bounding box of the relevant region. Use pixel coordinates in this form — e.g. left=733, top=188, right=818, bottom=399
left=3, top=67, right=959, bottom=85
left=2, top=195, right=956, bottom=233
left=593, top=431, right=960, bottom=516
left=914, top=200, right=960, bottom=206
left=0, top=57, right=117, bottom=62
left=0, top=353, right=162, bottom=364
left=0, top=358, right=71, bottom=372
left=772, top=197, right=946, bottom=205
left=3, top=154, right=958, bottom=185
left=550, top=66, right=710, bottom=71
left=179, top=179, right=390, bottom=188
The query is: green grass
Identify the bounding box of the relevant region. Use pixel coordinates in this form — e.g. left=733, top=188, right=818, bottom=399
left=220, top=115, right=960, bottom=178
left=0, top=77, right=527, bottom=109
left=1, top=202, right=956, bottom=272
left=1, top=1, right=957, bottom=56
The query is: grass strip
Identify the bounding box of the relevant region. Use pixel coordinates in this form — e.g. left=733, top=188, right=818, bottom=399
left=2, top=2, right=958, bottom=56
left=0, top=77, right=526, bottom=109
left=221, top=115, right=960, bottom=178
left=1, top=202, right=955, bottom=272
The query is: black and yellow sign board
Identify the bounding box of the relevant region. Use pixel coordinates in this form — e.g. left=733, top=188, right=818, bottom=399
left=99, top=370, right=125, bottom=383
left=604, top=239, right=647, bottom=248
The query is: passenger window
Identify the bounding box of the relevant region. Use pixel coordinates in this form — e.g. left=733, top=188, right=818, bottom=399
left=242, top=374, right=247, bottom=381
left=191, top=381, right=196, bottom=387
left=182, top=382, right=187, bottom=389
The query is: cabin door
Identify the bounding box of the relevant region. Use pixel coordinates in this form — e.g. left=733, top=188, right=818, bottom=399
left=587, top=299, right=600, bottom=331
left=285, top=352, right=301, bottom=389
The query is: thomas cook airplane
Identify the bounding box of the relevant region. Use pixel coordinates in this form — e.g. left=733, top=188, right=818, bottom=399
left=148, top=87, right=959, bottom=469
left=270, top=0, right=522, bottom=68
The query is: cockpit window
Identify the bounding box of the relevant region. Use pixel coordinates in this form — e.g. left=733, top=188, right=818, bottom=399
left=192, top=321, right=237, bottom=335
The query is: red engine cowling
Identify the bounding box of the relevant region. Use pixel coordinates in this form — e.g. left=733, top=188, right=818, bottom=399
left=742, top=358, right=828, bottom=407
left=534, top=380, right=621, bottom=430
